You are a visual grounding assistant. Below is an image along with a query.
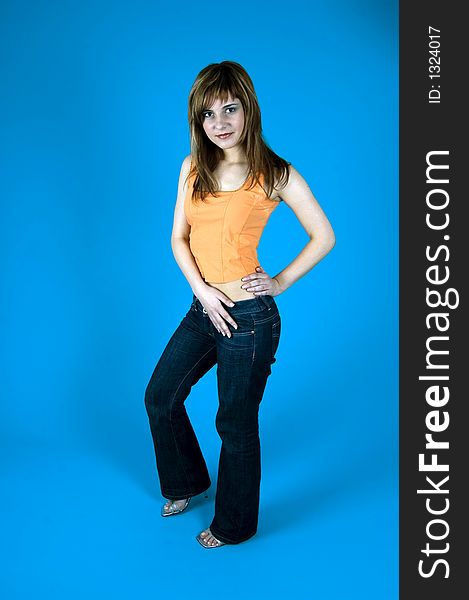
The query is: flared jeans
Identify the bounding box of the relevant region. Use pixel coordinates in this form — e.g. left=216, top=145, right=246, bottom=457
left=144, top=292, right=281, bottom=544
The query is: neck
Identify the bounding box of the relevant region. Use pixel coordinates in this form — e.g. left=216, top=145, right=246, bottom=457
left=222, top=146, right=246, bottom=164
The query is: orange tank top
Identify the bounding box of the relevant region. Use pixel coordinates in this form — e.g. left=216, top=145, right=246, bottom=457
left=184, top=169, right=281, bottom=283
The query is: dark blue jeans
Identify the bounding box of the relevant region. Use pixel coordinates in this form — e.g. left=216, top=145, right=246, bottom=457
left=144, top=292, right=281, bottom=544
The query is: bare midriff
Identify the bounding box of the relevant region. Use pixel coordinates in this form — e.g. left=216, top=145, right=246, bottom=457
left=205, top=278, right=258, bottom=302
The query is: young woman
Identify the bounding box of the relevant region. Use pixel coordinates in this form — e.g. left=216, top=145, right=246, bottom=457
left=144, top=61, right=335, bottom=548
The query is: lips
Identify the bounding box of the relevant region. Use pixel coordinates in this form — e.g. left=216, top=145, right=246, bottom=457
left=216, top=132, right=233, bottom=139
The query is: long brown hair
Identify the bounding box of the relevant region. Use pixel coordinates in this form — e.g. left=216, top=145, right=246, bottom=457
left=186, top=61, right=291, bottom=202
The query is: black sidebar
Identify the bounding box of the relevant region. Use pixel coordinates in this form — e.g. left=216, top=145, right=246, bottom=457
left=400, top=2, right=466, bottom=598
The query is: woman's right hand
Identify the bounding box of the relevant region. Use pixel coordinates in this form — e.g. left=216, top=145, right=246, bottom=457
left=195, top=285, right=239, bottom=337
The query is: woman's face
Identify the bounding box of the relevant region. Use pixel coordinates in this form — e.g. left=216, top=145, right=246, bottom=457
left=201, top=95, right=245, bottom=151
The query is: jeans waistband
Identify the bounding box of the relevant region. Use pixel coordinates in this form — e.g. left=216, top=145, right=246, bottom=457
left=192, top=293, right=275, bottom=314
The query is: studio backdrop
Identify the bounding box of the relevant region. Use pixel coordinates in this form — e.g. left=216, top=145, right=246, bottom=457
left=0, top=1, right=398, bottom=598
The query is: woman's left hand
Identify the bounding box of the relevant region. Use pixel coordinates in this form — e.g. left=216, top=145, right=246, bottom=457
left=240, top=266, right=283, bottom=296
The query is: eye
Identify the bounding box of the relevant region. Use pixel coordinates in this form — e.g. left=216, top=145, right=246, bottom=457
left=226, top=106, right=236, bottom=114
left=202, top=111, right=212, bottom=119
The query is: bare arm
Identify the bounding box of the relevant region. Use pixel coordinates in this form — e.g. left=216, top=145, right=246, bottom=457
left=170, top=155, right=206, bottom=296
left=242, top=164, right=336, bottom=295
left=170, top=155, right=238, bottom=333
left=273, top=164, right=336, bottom=292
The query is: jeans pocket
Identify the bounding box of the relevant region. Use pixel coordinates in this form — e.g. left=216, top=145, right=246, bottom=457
left=227, top=328, right=255, bottom=346
left=219, top=328, right=255, bottom=366
left=225, top=315, right=255, bottom=343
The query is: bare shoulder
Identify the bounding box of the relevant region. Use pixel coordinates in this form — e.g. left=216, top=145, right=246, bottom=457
left=273, top=163, right=336, bottom=243
left=270, top=163, right=298, bottom=201
left=177, top=154, right=193, bottom=194
left=274, top=164, right=301, bottom=191
left=274, top=164, right=316, bottom=204
left=172, top=155, right=193, bottom=239
left=182, top=153, right=192, bottom=170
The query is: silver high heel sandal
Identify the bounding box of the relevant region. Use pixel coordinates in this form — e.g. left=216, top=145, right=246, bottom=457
left=195, top=527, right=226, bottom=548
left=160, top=497, right=191, bottom=517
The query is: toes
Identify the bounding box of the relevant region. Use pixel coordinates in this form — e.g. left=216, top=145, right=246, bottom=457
left=207, top=530, right=220, bottom=546
left=163, top=499, right=188, bottom=514
left=198, top=528, right=223, bottom=547
left=200, top=529, right=215, bottom=545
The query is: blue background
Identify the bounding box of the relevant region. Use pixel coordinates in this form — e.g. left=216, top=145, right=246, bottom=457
left=0, top=0, right=398, bottom=598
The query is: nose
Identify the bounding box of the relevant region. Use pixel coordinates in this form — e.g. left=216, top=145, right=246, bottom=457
left=213, top=113, right=229, bottom=130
